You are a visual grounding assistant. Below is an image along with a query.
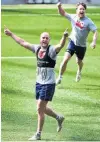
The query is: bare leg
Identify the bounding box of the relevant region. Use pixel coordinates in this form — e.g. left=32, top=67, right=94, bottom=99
left=56, top=52, right=71, bottom=84
left=76, top=57, right=83, bottom=82
left=28, top=99, right=48, bottom=141
left=59, top=52, right=71, bottom=76
left=76, top=58, right=83, bottom=73
left=45, top=106, right=58, bottom=118
left=37, top=99, right=48, bottom=133
left=36, top=102, right=64, bottom=133
left=45, top=106, right=64, bottom=132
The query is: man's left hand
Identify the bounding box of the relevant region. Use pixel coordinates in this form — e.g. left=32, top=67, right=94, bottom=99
left=90, top=41, right=96, bottom=49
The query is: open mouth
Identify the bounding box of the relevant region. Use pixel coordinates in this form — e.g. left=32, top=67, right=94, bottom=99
left=80, top=12, right=84, bottom=15
left=79, top=13, right=84, bottom=17
left=43, top=42, right=47, bottom=45
left=43, top=41, right=48, bottom=44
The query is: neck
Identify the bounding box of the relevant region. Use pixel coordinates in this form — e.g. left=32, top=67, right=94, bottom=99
left=41, top=45, right=48, bottom=50
left=77, top=15, right=85, bottom=19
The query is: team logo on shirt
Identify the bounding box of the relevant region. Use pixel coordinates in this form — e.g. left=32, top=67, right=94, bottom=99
left=76, top=21, right=84, bottom=29
left=38, top=50, right=46, bottom=59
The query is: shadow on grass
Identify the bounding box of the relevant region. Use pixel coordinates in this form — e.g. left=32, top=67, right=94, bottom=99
left=1, top=9, right=57, bottom=14
left=65, top=113, right=100, bottom=124
left=69, top=85, right=100, bottom=91
left=66, top=70, right=100, bottom=81
left=1, top=27, right=43, bottom=37
left=60, top=97, right=100, bottom=108
left=1, top=110, right=100, bottom=141
left=58, top=82, right=100, bottom=91
left=83, top=84, right=100, bottom=87
left=2, top=86, right=33, bottom=98
left=1, top=110, right=36, bottom=127
left=2, top=60, right=36, bottom=70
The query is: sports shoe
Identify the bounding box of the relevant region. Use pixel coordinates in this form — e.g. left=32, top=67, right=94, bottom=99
left=57, top=116, right=65, bottom=132
left=76, top=71, right=81, bottom=82
left=28, top=133, right=41, bottom=141
left=56, top=77, right=62, bottom=85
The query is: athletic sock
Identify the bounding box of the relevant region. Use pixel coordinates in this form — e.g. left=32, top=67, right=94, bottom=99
left=56, top=115, right=60, bottom=120
left=36, top=131, right=41, bottom=135
left=59, top=75, right=63, bottom=79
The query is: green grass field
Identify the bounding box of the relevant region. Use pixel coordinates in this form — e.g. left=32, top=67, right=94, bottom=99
left=1, top=4, right=100, bottom=141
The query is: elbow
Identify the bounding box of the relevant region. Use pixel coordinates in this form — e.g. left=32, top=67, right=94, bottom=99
left=96, top=31, right=98, bottom=37
left=94, top=30, right=98, bottom=35
left=59, top=44, right=64, bottom=48
left=94, top=31, right=98, bottom=39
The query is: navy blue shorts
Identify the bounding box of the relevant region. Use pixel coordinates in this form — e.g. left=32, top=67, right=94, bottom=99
left=66, top=40, right=86, bottom=60
left=35, top=83, right=55, bottom=101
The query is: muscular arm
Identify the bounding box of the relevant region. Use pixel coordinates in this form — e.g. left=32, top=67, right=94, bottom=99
left=57, top=2, right=67, bottom=17
left=55, top=29, right=68, bottom=53
left=4, top=26, right=34, bottom=51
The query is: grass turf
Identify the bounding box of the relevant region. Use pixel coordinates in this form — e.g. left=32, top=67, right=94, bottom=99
left=1, top=5, right=100, bottom=141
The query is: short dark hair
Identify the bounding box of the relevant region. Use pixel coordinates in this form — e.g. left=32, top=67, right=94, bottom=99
left=76, top=2, right=87, bottom=10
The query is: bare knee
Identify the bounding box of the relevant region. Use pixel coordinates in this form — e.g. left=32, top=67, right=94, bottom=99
left=60, top=57, right=69, bottom=68
left=37, top=100, right=47, bottom=117
left=76, top=59, right=83, bottom=65
left=37, top=107, right=45, bottom=118
left=61, top=52, right=71, bottom=66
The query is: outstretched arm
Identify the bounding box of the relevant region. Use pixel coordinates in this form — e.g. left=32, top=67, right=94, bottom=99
left=57, top=2, right=67, bottom=17
left=90, top=30, right=98, bottom=49
left=4, top=25, right=34, bottom=52
left=55, top=29, right=68, bottom=53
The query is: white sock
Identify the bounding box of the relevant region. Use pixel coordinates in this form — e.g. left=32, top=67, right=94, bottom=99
left=59, top=75, right=62, bottom=79
left=56, top=115, right=60, bottom=120
left=36, top=131, right=41, bottom=135
left=77, top=70, right=81, bottom=74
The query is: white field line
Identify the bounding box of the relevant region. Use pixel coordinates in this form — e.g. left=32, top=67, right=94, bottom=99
left=2, top=5, right=100, bottom=9
left=1, top=56, right=63, bottom=60
left=1, top=56, right=36, bottom=59
left=2, top=13, right=100, bottom=16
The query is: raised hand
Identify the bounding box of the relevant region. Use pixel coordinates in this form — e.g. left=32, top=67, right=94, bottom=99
left=90, top=41, right=96, bottom=49
left=63, top=28, right=69, bottom=37
left=4, top=25, right=12, bottom=36
left=57, top=2, right=62, bottom=7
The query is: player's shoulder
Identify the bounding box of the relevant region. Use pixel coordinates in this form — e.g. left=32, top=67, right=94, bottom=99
left=48, top=45, right=57, bottom=59
left=69, top=13, right=76, bottom=18
left=32, top=44, right=40, bottom=48
left=73, top=14, right=77, bottom=17
left=48, top=45, right=56, bottom=53
left=49, top=45, right=54, bottom=49
left=85, top=16, right=92, bottom=21
left=83, top=16, right=94, bottom=24
left=32, top=44, right=41, bottom=53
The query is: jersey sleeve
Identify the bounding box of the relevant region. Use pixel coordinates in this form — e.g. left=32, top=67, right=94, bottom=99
left=65, top=13, right=72, bottom=21
left=31, top=44, right=40, bottom=53
left=65, top=13, right=75, bottom=21
left=48, top=45, right=57, bottom=60
left=88, top=19, right=97, bottom=32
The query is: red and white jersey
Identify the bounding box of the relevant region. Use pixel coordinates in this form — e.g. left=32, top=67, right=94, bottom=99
left=65, top=13, right=97, bottom=47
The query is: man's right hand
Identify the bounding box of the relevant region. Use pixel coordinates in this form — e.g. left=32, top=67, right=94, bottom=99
left=4, top=25, right=12, bottom=36
left=57, top=2, right=62, bottom=7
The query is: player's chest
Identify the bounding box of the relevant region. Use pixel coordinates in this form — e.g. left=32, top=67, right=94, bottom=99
left=73, top=19, right=88, bottom=30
